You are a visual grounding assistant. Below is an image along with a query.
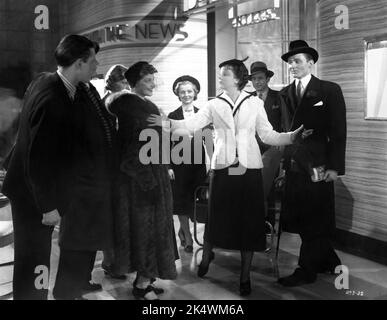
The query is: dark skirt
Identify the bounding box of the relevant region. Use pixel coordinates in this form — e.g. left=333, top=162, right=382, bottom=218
left=205, top=166, right=266, bottom=252
left=171, top=163, right=207, bottom=217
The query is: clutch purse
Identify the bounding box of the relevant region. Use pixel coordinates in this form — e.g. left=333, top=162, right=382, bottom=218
left=310, top=165, right=326, bottom=182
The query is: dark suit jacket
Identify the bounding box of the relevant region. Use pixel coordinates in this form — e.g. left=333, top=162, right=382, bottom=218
left=280, top=75, right=346, bottom=175
left=58, top=82, right=116, bottom=251
left=255, top=89, right=282, bottom=154
left=2, top=72, right=75, bottom=216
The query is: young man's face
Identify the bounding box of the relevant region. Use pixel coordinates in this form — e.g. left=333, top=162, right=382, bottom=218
left=250, top=71, right=270, bottom=92
left=78, top=48, right=99, bottom=82
left=287, top=53, right=313, bottom=79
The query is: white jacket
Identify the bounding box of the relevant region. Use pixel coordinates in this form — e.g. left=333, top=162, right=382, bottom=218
left=171, top=91, right=293, bottom=170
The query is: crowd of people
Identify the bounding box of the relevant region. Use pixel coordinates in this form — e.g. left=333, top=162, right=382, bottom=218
left=1, top=34, right=346, bottom=300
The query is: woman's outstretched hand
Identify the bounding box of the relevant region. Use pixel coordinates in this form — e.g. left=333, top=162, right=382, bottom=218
left=147, top=114, right=170, bottom=129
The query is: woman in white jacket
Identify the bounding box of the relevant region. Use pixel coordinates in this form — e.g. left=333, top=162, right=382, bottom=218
left=148, top=59, right=303, bottom=296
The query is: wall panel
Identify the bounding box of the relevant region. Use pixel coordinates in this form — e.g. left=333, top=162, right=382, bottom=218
left=318, top=0, right=387, bottom=241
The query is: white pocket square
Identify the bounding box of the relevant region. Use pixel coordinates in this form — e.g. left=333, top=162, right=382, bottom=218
left=313, top=101, right=323, bottom=106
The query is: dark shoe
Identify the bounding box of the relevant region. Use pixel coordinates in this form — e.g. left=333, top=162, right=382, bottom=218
left=150, top=278, right=165, bottom=295
left=184, top=245, right=194, bottom=253
left=239, top=280, right=251, bottom=296
left=197, top=251, right=215, bottom=278
left=318, top=261, right=341, bottom=275
left=83, top=281, right=102, bottom=292
left=318, top=266, right=339, bottom=275
left=178, top=229, right=186, bottom=247
left=132, top=285, right=159, bottom=300
left=134, top=277, right=164, bottom=295
left=277, top=268, right=316, bottom=287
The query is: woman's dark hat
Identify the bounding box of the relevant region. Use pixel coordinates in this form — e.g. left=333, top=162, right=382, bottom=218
left=249, top=61, right=274, bottom=79
left=281, top=40, right=319, bottom=63
left=219, top=57, right=248, bottom=69
left=172, top=75, right=200, bottom=95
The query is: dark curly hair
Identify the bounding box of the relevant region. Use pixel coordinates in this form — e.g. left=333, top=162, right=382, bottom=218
left=124, top=61, right=157, bottom=88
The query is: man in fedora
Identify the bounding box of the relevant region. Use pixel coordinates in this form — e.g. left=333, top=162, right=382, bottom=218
left=249, top=61, right=283, bottom=232
left=277, top=40, right=347, bottom=286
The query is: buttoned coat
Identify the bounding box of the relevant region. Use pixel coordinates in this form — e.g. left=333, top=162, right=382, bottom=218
left=279, top=75, right=347, bottom=235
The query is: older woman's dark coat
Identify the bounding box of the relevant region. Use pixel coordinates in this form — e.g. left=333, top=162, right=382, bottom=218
left=107, top=92, right=178, bottom=280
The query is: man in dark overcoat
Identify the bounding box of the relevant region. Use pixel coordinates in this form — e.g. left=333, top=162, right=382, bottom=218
left=52, top=38, right=117, bottom=300
left=2, top=34, right=115, bottom=299
left=277, top=40, right=347, bottom=286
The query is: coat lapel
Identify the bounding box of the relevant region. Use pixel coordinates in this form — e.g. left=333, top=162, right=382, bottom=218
left=264, top=89, right=277, bottom=113
left=282, top=75, right=322, bottom=130
left=177, top=106, right=184, bottom=120
left=54, top=73, right=74, bottom=107
left=298, top=75, right=321, bottom=108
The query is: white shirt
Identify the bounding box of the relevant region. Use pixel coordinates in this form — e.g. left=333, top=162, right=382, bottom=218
left=182, top=106, right=195, bottom=119
left=295, top=73, right=312, bottom=98
left=170, top=91, right=293, bottom=170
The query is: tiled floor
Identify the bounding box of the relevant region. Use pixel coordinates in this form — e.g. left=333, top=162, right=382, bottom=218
left=1, top=214, right=387, bottom=300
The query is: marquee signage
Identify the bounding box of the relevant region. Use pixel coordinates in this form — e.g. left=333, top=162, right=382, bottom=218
left=84, top=20, right=189, bottom=46
left=231, top=7, right=280, bottom=28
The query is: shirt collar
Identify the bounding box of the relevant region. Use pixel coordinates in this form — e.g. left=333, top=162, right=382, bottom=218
left=295, top=73, right=312, bottom=89
left=220, top=90, right=249, bottom=107
left=182, top=105, right=194, bottom=113
left=57, top=70, right=77, bottom=100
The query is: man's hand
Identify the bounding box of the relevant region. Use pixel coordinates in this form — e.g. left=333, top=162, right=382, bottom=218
left=168, top=169, right=175, bottom=180
left=324, top=170, right=338, bottom=182
left=301, top=129, right=314, bottom=139
left=290, top=124, right=304, bottom=143
left=42, top=209, right=61, bottom=226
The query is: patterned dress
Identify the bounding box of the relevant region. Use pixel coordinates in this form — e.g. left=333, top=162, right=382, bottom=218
left=107, top=92, right=178, bottom=280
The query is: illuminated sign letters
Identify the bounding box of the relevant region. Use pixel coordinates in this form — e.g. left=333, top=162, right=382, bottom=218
left=85, top=21, right=188, bottom=46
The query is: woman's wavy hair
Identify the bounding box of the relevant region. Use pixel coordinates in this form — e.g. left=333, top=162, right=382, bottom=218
left=104, top=64, right=128, bottom=92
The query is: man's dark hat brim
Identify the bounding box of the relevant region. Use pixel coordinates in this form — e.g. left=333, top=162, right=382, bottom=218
left=172, top=75, right=200, bottom=95
left=249, top=68, right=274, bottom=79
left=281, top=40, right=319, bottom=62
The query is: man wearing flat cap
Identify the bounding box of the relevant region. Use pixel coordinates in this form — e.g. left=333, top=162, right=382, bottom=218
left=278, top=40, right=347, bottom=286
left=249, top=61, right=283, bottom=232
